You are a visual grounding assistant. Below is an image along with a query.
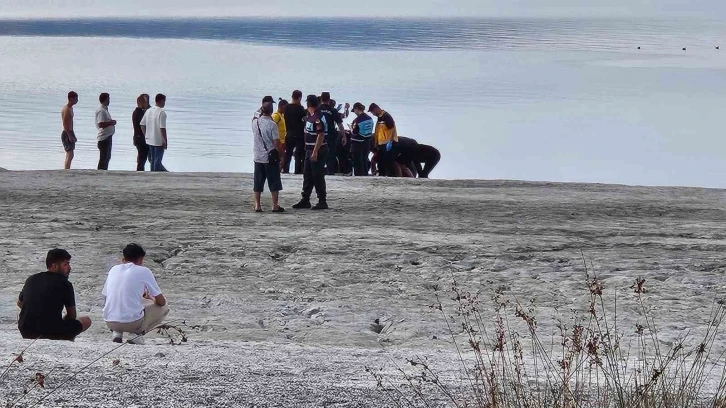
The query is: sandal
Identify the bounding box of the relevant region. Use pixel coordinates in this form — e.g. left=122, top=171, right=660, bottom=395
left=272, top=207, right=285, bottom=213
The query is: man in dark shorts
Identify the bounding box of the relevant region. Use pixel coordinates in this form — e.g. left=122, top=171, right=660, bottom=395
left=319, top=92, right=346, bottom=175
left=252, top=103, right=285, bottom=212
left=61, top=91, right=78, bottom=169
left=293, top=95, right=329, bottom=210
left=284, top=90, right=307, bottom=174
left=17, top=249, right=92, bottom=340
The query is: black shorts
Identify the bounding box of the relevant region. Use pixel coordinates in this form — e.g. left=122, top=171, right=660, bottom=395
left=253, top=162, right=283, bottom=193
left=20, top=319, right=83, bottom=341
left=61, top=131, right=76, bottom=152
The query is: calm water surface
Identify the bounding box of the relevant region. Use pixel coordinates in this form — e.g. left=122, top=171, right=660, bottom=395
left=0, top=18, right=725, bottom=186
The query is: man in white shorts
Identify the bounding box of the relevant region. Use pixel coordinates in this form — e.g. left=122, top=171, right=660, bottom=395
left=102, top=243, right=169, bottom=344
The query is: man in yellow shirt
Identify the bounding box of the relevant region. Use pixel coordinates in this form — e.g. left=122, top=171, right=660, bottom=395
left=272, top=100, right=288, bottom=169
left=368, top=103, right=399, bottom=177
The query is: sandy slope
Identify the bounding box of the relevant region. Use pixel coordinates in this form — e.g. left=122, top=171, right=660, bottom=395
left=1, top=171, right=726, bottom=407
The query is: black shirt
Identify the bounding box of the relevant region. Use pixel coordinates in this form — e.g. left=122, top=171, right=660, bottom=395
left=319, top=103, right=342, bottom=140
left=284, top=103, right=308, bottom=139
left=18, top=272, right=76, bottom=334
left=132, top=107, right=146, bottom=138
left=396, top=136, right=419, bottom=162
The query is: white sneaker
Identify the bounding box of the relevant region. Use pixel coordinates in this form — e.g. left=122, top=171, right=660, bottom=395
left=127, top=335, right=145, bottom=345
left=112, top=331, right=123, bottom=343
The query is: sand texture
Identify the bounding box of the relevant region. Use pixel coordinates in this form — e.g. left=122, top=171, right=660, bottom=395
left=1, top=171, right=726, bottom=407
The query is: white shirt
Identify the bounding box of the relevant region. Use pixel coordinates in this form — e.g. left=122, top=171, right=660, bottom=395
left=95, top=105, right=115, bottom=141
left=141, top=106, right=167, bottom=147
left=102, top=263, right=163, bottom=323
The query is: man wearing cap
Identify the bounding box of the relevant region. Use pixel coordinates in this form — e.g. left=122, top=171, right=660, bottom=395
left=319, top=92, right=346, bottom=175
left=348, top=102, right=375, bottom=176
left=254, top=95, right=276, bottom=120
left=368, top=103, right=399, bottom=177
left=293, top=95, right=329, bottom=210
left=271, top=100, right=288, bottom=170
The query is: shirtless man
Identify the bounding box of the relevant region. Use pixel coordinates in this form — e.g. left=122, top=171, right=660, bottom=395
left=61, top=91, right=79, bottom=169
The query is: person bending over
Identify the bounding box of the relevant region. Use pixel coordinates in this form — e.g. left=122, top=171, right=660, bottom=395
left=102, top=243, right=168, bottom=345
left=17, top=249, right=92, bottom=340
left=413, top=144, right=441, bottom=178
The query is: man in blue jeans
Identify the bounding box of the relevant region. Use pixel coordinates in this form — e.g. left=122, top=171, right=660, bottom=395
left=140, top=94, right=168, bottom=172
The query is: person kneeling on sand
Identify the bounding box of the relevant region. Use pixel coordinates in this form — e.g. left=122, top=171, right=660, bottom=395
left=102, top=243, right=168, bottom=345
left=17, top=249, right=92, bottom=341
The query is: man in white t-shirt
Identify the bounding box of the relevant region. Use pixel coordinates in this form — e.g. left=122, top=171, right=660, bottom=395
left=139, top=93, right=168, bottom=172
left=95, top=92, right=117, bottom=170
left=102, top=243, right=169, bottom=344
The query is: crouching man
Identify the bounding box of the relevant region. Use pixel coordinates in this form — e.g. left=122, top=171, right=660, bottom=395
left=102, top=243, right=168, bottom=345
left=17, top=249, right=92, bottom=340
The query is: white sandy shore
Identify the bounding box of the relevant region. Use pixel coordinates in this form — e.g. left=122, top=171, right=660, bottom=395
left=1, top=171, right=726, bottom=406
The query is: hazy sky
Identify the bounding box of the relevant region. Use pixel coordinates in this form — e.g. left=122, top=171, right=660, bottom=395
left=0, top=0, right=723, bottom=18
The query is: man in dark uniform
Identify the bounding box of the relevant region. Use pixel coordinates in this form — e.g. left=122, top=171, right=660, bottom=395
left=319, top=92, right=346, bottom=175
left=293, top=95, right=330, bottom=210
left=283, top=90, right=307, bottom=174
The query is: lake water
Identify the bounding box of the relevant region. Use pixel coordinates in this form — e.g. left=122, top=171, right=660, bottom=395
left=1, top=17, right=726, bottom=186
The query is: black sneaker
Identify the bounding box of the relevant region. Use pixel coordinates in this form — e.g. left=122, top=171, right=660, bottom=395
left=312, top=202, right=329, bottom=210
left=292, top=200, right=311, bottom=209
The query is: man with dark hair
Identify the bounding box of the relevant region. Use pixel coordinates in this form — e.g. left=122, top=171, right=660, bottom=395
left=140, top=93, right=168, bottom=172
left=284, top=90, right=307, bottom=174
left=17, top=249, right=92, bottom=340
left=293, top=95, right=329, bottom=210
left=369, top=103, right=399, bottom=177
left=102, top=243, right=168, bottom=345
left=95, top=93, right=117, bottom=170
left=348, top=102, right=374, bottom=176
left=61, top=91, right=78, bottom=169
left=319, top=92, right=347, bottom=175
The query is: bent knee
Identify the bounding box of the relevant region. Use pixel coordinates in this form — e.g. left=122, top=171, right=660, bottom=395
left=79, top=316, right=92, bottom=331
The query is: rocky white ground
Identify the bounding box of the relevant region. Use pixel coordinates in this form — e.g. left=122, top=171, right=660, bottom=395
left=1, top=171, right=726, bottom=407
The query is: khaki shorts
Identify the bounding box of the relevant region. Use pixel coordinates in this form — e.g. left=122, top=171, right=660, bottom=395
left=106, top=299, right=169, bottom=335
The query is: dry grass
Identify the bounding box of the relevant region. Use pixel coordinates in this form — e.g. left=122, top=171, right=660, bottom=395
left=369, top=255, right=726, bottom=407
left=0, top=323, right=189, bottom=408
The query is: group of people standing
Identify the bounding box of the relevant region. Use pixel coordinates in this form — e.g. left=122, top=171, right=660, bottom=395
left=58, top=89, right=440, bottom=199
left=251, top=90, right=441, bottom=212
left=60, top=91, right=169, bottom=172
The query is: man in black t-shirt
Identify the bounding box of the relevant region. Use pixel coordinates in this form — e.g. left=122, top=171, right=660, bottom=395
left=17, top=249, right=92, bottom=340
left=283, top=90, right=308, bottom=174
left=319, top=92, right=346, bottom=175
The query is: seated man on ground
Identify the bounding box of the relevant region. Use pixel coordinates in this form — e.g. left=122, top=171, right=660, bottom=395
left=102, top=243, right=168, bottom=345
left=17, top=249, right=92, bottom=340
